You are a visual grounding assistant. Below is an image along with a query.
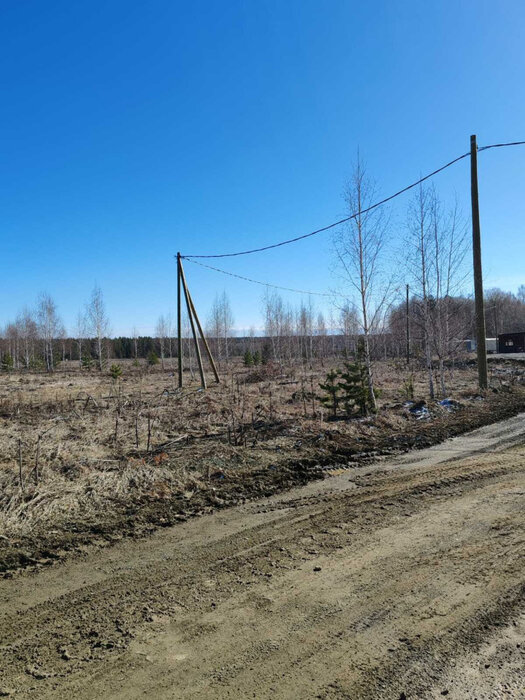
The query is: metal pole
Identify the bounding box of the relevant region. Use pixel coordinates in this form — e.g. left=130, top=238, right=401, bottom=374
left=470, top=134, right=488, bottom=389
left=406, top=283, right=410, bottom=366
left=177, top=253, right=183, bottom=387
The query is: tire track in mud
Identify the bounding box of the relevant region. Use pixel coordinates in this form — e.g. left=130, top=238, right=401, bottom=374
left=0, top=418, right=524, bottom=698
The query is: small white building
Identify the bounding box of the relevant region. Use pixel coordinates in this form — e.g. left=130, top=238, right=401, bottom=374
left=465, top=338, right=497, bottom=353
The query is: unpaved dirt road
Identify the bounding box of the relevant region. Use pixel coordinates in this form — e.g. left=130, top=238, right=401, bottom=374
left=1, top=414, right=524, bottom=699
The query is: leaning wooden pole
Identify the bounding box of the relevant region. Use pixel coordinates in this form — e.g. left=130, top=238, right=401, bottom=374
left=470, top=134, right=488, bottom=390
left=185, top=286, right=220, bottom=384
left=178, top=257, right=207, bottom=389
left=177, top=252, right=183, bottom=387
left=178, top=258, right=220, bottom=384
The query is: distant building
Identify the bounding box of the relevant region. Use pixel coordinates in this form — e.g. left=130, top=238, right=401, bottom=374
left=498, top=332, right=525, bottom=353
left=464, top=338, right=497, bottom=353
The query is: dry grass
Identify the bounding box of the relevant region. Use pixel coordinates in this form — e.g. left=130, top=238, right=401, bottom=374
left=0, top=356, right=523, bottom=545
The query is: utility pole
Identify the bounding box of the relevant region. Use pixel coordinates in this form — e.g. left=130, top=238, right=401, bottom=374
left=177, top=252, right=183, bottom=387
left=180, top=258, right=207, bottom=390
left=175, top=253, right=220, bottom=390
left=405, top=283, right=410, bottom=366
left=470, top=134, right=488, bottom=389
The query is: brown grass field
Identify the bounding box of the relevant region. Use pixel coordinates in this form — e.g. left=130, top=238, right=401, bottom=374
left=1, top=356, right=524, bottom=572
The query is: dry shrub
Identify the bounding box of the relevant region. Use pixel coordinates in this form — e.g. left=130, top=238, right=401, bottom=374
left=243, top=363, right=281, bottom=384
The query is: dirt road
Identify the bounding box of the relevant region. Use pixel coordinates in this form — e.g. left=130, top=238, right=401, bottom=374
left=1, top=414, right=524, bottom=699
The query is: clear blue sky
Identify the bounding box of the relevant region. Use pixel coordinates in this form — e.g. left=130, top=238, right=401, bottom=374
left=1, top=0, right=524, bottom=335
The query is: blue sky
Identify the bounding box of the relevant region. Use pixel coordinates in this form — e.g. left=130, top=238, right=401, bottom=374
left=1, top=0, right=524, bottom=335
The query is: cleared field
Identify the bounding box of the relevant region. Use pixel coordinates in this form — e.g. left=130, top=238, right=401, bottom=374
left=1, top=359, right=524, bottom=571
left=0, top=416, right=524, bottom=698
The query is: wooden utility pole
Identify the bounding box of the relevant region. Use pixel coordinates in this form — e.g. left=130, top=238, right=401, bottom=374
left=405, top=283, right=410, bottom=366
left=470, top=134, right=488, bottom=390
left=178, top=258, right=206, bottom=389
left=177, top=252, right=183, bottom=387
left=176, top=254, right=220, bottom=389
left=184, top=285, right=220, bottom=384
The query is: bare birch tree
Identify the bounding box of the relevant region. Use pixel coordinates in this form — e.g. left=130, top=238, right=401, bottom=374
left=17, top=309, right=38, bottom=369
left=37, top=293, right=63, bottom=372
left=155, top=314, right=169, bottom=370
left=333, top=155, right=393, bottom=411
left=262, top=291, right=288, bottom=365
left=428, top=193, right=468, bottom=394
left=131, top=326, right=139, bottom=360
left=86, top=286, right=111, bottom=371
left=208, top=292, right=234, bottom=364
left=75, top=312, right=88, bottom=368
left=297, top=298, right=314, bottom=363
left=315, top=311, right=327, bottom=362
left=405, top=184, right=435, bottom=397
left=406, top=185, right=467, bottom=397
left=339, top=303, right=360, bottom=354
left=166, top=313, right=174, bottom=360
left=485, top=288, right=525, bottom=336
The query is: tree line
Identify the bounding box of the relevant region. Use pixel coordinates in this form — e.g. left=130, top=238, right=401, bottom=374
left=1, top=284, right=524, bottom=375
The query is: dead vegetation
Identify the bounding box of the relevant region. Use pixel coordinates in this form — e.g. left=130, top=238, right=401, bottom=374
left=0, top=357, right=524, bottom=571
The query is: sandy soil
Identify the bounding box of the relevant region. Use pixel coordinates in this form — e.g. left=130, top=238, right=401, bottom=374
left=0, top=414, right=524, bottom=699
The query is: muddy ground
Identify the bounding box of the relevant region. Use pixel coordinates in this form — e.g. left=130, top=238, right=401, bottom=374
left=0, top=414, right=524, bottom=698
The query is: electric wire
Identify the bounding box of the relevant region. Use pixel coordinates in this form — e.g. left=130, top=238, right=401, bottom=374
left=182, top=151, right=470, bottom=258
left=179, top=138, right=525, bottom=295
left=181, top=140, right=525, bottom=260
left=183, top=257, right=346, bottom=298
left=478, top=140, right=525, bottom=152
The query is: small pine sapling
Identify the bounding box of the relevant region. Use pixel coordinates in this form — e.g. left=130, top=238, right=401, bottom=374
left=82, top=354, right=94, bottom=370
left=338, top=342, right=377, bottom=416
left=110, top=363, right=123, bottom=381
left=243, top=350, right=254, bottom=366
left=319, top=369, right=341, bottom=417
left=147, top=351, right=160, bottom=366
left=253, top=350, right=261, bottom=365
left=261, top=343, right=271, bottom=365
left=338, top=358, right=369, bottom=416
left=1, top=353, right=14, bottom=372
left=402, top=372, right=415, bottom=400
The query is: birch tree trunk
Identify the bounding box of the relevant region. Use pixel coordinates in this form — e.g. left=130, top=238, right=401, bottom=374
left=333, top=154, right=394, bottom=413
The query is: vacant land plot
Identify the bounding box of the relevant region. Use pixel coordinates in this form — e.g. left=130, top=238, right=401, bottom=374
left=1, top=358, right=524, bottom=571
left=0, top=418, right=524, bottom=698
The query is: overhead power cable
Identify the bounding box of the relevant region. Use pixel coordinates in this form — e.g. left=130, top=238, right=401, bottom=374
left=478, top=140, right=525, bottom=152
left=183, top=257, right=346, bottom=298
left=182, top=151, right=470, bottom=259
left=181, top=140, right=525, bottom=260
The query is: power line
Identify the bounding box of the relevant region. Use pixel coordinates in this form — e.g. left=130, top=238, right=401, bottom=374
left=182, top=257, right=347, bottom=298
left=478, top=140, right=525, bottom=152
left=183, top=151, right=470, bottom=259
left=181, top=140, right=525, bottom=260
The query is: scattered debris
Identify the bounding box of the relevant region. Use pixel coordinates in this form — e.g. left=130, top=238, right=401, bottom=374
left=405, top=400, right=430, bottom=419
left=439, top=398, right=461, bottom=411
